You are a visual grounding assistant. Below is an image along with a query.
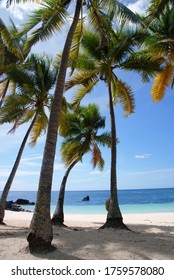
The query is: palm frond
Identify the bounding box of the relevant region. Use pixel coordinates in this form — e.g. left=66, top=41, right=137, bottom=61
left=147, top=0, right=173, bottom=19
left=29, top=111, right=48, bottom=145
left=91, top=143, right=104, bottom=171
left=100, top=0, right=142, bottom=25
left=72, top=78, right=99, bottom=106
left=65, top=70, right=98, bottom=90
left=61, top=140, right=83, bottom=165
left=22, top=0, right=68, bottom=54
left=68, top=53, right=96, bottom=72
left=112, top=78, right=135, bottom=116
left=94, top=133, right=112, bottom=148
left=151, top=64, right=173, bottom=102
left=0, top=18, right=24, bottom=62
left=81, top=30, right=102, bottom=60
left=69, top=18, right=84, bottom=73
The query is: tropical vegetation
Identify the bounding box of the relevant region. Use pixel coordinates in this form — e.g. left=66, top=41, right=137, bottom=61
left=65, top=19, right=163, bottom=228
left=23, top=0, right=140, bottom=250
left=52, top=103, right=111, bottom=225
left=140, top=1, right=174, bottom=101
left=0, top=0, right=172, bottom=252
left=0, top=17, right=29, bottom=107
left=0, top=53, right=57, bottom=224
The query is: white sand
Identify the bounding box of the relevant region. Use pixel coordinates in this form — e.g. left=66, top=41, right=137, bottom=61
left=0, top=210, right=174, bottom=260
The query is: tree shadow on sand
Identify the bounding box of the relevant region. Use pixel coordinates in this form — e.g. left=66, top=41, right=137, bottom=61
left=0, top=222, right=174, bottom=260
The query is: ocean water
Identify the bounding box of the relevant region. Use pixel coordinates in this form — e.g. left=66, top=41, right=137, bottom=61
left=2, top=188, right=174, bottom=214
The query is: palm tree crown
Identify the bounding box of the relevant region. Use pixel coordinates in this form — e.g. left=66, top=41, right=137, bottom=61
left=0, top=17, right=29, bottom=107
left=60, top=103, right=111, bottom=169
left=0, top=54, right=57, bottom=142
left=142, top=1, right=174, bottom=101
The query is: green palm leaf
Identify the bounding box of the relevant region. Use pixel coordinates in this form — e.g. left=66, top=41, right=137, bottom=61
left=0, top=18, right=24, bottom=62
left=22, top=0, right=68, bottom=54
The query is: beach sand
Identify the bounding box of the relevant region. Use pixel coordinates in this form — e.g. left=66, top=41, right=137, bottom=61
left=0, top=210, right=174, bottom=260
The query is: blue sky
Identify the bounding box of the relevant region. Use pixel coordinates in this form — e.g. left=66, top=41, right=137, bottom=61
left=0, top=0, right=174, bottom=192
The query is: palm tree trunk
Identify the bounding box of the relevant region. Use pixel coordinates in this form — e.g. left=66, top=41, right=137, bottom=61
left=0, top=116, right=36, bottom=224
left=100, top=84, right=128, bottom=229
left=51, top=159, right=78, bottom=225
left=27, top=0, right=83, bottom=251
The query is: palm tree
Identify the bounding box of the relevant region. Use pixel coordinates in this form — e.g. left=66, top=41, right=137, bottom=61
left=65, top=21, right=162, bottom=228
left=0, top=54, right=57, bottom=224
left=51, top=103, right=111, bottom=225
left=4, top=0, right=141, bottom=250
left=65, top=27, right=134, bottom=229
left=141, top=1, right=174, bottom=101
left=0, top=17, right=29, bottom=107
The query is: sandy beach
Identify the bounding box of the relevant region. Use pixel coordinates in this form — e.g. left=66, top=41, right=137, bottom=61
left=0, top=210, right=174, bottom=260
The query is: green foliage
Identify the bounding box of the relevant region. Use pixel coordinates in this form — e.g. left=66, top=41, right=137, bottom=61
left=60, top=103, right=111, bottom=170
left=66, top=25, right=138, bottom=117
left=0, top=54, right=57, bottom=144
left=20, top=0, right=69, bottom=54
left=140, top=0, right=174, bottom=101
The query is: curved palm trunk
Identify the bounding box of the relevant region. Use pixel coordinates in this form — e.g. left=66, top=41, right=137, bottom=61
left=0, top=116, right=36, bottom=224
left=101, top=84, right=128, bottom=229
left=51, top=159, right=78, bottom=225
left=27, top=0, right=82, bottom=251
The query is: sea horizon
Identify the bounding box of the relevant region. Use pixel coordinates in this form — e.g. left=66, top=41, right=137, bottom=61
left=1, top=187, right=174, bottom=215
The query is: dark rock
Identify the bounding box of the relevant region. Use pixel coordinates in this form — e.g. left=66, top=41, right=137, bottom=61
left=82, top=195, right=90, bottom=201
left=14, top=198, right=35, bottom=205
left=11, top=204, right=22, bottom=211
left=29, top=202, right=35, bottom=205
left=5, top=201, right=13, bottom=210
left=15, top=199, right=30, bottom=205
left=5, top=199, right=34, bottom=212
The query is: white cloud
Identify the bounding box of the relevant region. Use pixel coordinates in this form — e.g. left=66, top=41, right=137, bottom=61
left=0, top=168, right=40, bottom=177
left=20, top=155, right=43, bottom=167
left=6, top=2, right=40, bottom=20
left=134, top=154, right=151, bottom=159
left=128, top=0, right=149, bottom=15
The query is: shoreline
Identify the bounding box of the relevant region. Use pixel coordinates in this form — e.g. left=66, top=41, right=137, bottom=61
left=0, top=211, right=174, bottom=260
left=2, top=210, right=174, bottom=232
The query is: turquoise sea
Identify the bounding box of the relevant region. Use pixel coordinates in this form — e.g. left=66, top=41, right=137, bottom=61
left=2, top=188, right=174, bottom=214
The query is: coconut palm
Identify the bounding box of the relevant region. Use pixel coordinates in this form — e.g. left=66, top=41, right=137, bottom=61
left=141, top=1, right=174, bottom=102
left=52, top=103, right=111, bottom=225
left=0, top=17, right=29, bottom=107
left=65, top=18, right=162, bottom=228
left=65, top=27, right=134, bottom=229
left=0, top=54, right=57, bottom=224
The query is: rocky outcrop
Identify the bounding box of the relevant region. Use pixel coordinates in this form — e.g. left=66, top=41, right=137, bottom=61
left=14, top=199, right=35, bottom=205
left=5, top=199, right=35, bottom=212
